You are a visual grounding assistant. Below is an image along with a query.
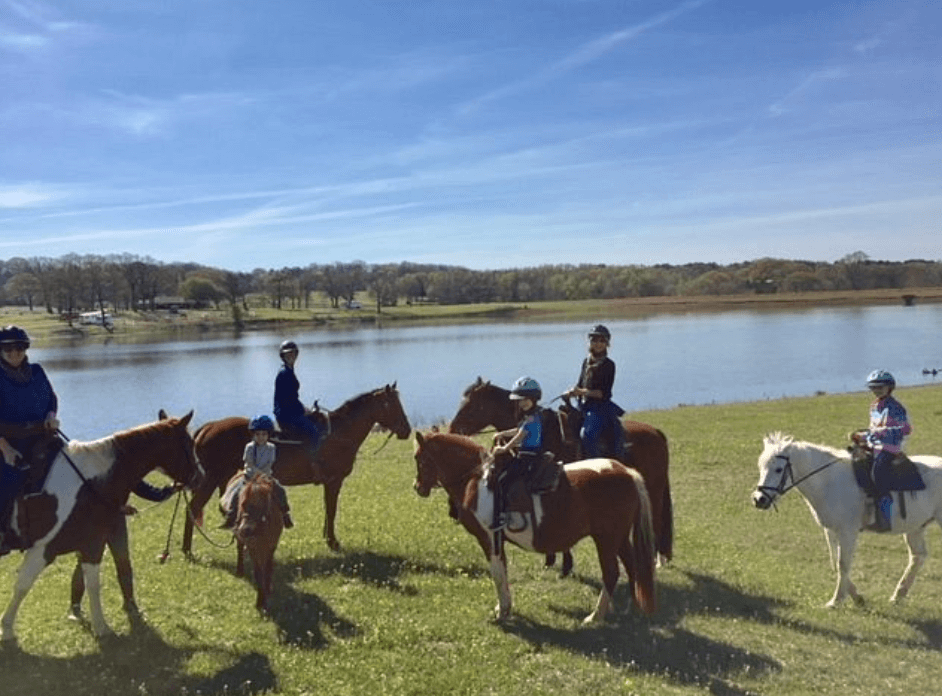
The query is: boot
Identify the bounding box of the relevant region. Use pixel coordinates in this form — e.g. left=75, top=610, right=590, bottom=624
left=875, top=494, right=893, bottom=532
left=218, top=507, right=237, bottom=529
left=282, top=510, right=294, bottom=529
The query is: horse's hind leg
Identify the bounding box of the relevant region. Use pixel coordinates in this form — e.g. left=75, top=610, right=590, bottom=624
left=892, top=529, right=928, bottom=603
left=584, top=539, right=619, bottom=624
left=1, top=548, right=50, bottom=642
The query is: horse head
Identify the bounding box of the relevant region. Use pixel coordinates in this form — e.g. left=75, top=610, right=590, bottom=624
left=448, top=378, right=515, bottom=435
left=752, top=432, right=795, bottom=510
left=413, top=431, right=485, bottom=498
left=154, top=409, right=203, bottom=490
left=237, top=475, right=277, bottom=537
left=375, top=383, right=412, bottom=439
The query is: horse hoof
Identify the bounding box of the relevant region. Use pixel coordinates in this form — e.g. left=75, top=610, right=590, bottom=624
left=67, top=605, right=83, bottom=622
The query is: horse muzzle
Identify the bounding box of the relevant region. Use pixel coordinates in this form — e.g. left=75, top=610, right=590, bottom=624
left=413, top=480, right=431, bottom=498
left=752, top=489, right=774, bottom=510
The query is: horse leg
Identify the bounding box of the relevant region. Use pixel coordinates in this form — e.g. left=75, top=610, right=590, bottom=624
left=69, top=557, right=86, bottom=620
left=892, top=529, right=928, bottom=603
left=825, top=528, right=861, bottom=608
left=322, top=479, right=343, bottom=553
left=81, top=561, right=113, bottom=637
left=236, top=540, right=246, bottom=578
left=823, top=528, right=839, bottom=572
left=182, top=483, right=215, bottom=557
left=1, top=548, right=49, bottom=642
left=489, top=550, right=512, bottom=620
left=585, top=539, right=619, bottom=624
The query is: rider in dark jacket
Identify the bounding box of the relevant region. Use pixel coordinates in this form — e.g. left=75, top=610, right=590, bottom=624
left=0, top=325, right=61, bottom=555
left=565, top=324, right=625, bottom=459
left=273, top=340, right=325, bottom=478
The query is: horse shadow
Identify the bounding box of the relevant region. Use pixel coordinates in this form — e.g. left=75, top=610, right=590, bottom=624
left=0, top=618, right=278, bottom=696
left=267, top=549, right=491, bottom=649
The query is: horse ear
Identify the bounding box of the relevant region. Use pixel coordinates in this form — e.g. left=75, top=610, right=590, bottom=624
left=181, top=410, right=194, bottom=427
left=158, top=409, right=168, bottom=420
left=415, top=431, right=425, bottom=446
left=474, top=376, right=483, bottom=386
left=390, top=381, right=397, bottom=391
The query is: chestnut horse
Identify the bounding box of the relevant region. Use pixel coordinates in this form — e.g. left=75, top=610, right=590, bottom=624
left=184, top=384, right=411, bottom=556
left=449, top=377, right=673, bottom=567
left=1, top=412, right=200, bottom=641
left=234, top=474, right=284, bottom=613
left=414, top=431, right=655, bottom=622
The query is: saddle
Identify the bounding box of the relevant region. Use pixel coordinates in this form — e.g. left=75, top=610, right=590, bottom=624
left=849, top=446, right=926, bottom=500
left=557, top=401, right=631, bottom=462
left=271, top=405, right=330, bottom=445
left=3, top=435, right=64, bottom=550
left=496, top=452, right=564, bottom=514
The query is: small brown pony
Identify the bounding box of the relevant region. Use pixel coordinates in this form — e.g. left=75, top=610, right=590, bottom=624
left=414, top=430, right=656, bottom=623
left=234, top=474, right=284, bottom=613
left=183, top=384, right=411, bottom=556
left=449, top=377, right=673, bottom=568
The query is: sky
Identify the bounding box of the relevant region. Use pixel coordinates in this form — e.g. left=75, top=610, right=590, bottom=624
left=0, top=0, right=938, bottom=272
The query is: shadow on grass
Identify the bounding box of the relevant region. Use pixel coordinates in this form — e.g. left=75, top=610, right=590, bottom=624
left=204, top=548, right=489, bottom=650
left=0, top=619, right=277, bottom=696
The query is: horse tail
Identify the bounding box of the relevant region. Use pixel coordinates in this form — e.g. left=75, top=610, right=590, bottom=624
left=625, top=468, right=657, bottom=615
left=655, top=428, right=673, bottom=563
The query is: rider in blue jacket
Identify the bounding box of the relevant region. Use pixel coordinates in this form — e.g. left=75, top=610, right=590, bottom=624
left=490, top=377, right=543, bottom=531
left=865, top=370, right=911, bottom=532
left=0, top=326, right=60, bottom=555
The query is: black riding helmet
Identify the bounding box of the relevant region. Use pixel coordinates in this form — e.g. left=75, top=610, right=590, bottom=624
left=587, top=324, right=611, bottom=341
left=279, top=340, right=298, bottom=355
left=0, top=325, right=31, bottom=348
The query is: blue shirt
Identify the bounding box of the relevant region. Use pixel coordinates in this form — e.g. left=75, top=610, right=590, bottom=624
left=518, top=411, right=543, bottom=454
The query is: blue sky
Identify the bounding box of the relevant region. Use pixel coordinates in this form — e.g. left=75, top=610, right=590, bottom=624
left=1, top=0, right=938, bottom=271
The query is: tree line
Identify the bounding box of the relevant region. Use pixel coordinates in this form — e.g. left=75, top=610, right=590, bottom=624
left=1, top=252, right=940, bottom=315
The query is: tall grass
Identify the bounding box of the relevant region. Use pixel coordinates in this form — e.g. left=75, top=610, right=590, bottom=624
left=2, top=385, right=942, bottom=695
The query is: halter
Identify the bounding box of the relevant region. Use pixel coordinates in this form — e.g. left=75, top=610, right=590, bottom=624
left=756, top=452, right=841, bottom=502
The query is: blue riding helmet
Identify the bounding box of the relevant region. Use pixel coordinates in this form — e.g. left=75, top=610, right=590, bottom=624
left=510, top=376, right=541, bottom=402
left=866, top=370, right=896, bottom=389
left=249, top=414, right=275, bottom=432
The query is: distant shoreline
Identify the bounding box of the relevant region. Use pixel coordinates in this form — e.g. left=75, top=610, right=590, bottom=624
left=6, top=286, right=942, bottom=346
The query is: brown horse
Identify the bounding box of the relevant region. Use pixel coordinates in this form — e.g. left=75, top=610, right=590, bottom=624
left=1, top=412, right=200, bottom=641
left=234, top=474, right=284, bottom=613
left=183, top=384, right=411, bottom=556
left=449, top=377, right=673, bottom=567
left=414, top=430, right=656, bottom=622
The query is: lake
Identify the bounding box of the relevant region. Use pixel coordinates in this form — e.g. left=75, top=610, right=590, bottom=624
left=32, top=303, right=942, bottom=440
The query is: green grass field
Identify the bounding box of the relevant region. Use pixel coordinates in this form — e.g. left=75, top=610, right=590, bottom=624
left=2, top=385, right=942, bottom=695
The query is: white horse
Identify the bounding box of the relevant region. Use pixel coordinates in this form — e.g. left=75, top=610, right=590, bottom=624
left=752, top=432, right=942, bottom=607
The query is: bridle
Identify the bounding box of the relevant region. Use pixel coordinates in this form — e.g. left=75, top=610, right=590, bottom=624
left=755, top=451, right=841, bottom=502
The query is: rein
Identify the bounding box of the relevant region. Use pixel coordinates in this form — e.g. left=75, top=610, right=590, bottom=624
left=757, top=453, right=841, bottom=500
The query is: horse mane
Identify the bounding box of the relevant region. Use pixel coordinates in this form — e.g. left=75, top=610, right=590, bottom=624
left=461, top=378, right=506, bottom=398
left=765, top=431, right=848, bottom=459
left=327, top=385, right=394, bottom=421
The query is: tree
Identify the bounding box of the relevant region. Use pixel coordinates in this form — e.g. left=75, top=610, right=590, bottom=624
left=3, top=273, right=42, bottom=310
left=179, top=276, right=224, bottom=308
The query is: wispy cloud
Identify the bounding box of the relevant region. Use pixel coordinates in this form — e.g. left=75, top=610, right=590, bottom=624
left=767, top=67, right=847, bottom=117
left=458, top=0, right=711, bottom=115
left=0, top=184, right=60, bottom=208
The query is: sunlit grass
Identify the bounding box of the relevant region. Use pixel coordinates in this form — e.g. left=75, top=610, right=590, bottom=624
left=1, top=386, right=942, bottom=694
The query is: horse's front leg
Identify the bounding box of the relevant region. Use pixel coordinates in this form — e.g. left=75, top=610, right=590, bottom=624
left=489, top=548, right=512, bottom=620
left=826, top=528, right=862, bottom=608
left=81, top=561, right=113, bottom=637
left=1, top=548, right=49, bottom=642
left=321, top=479, right=343, bottom=553
left=892, top=529, right=928, bottom=603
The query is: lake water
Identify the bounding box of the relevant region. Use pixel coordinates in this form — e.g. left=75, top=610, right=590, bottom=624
left=32, top=303, right=942, bottom=440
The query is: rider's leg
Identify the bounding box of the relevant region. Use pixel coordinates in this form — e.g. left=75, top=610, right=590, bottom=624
left=872, top=450, right=894, bottom=532
left=275, top=483, right=293, bottom=528
left=580, top=410, right=605, bottom=459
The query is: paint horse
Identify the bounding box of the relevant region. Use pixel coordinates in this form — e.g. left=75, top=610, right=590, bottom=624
left=1, top=412, right=200, bottom=641
left=449, top=377, right=673, bottom=569
left=413, top=431, right=656, bottom=622
left=753, top=432, right=942, bottom=607
left=233, top=474, right=284, bottom=613
left=184, top=384, right=411, bottom=556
